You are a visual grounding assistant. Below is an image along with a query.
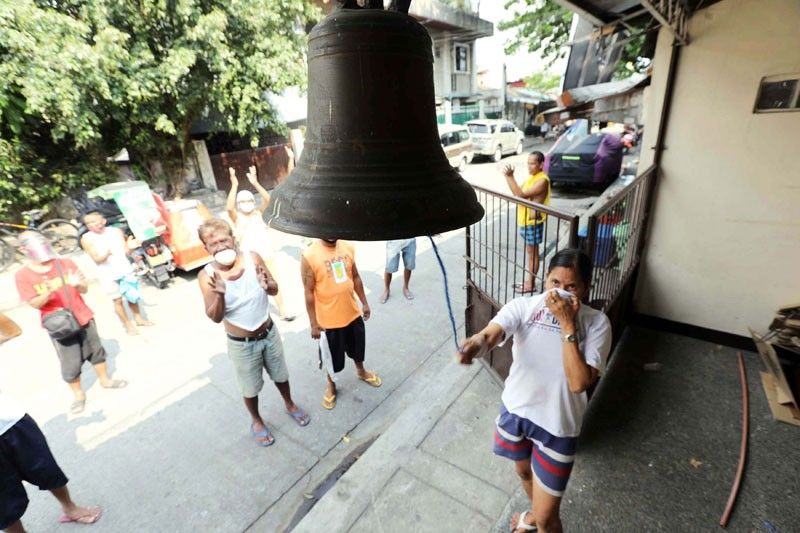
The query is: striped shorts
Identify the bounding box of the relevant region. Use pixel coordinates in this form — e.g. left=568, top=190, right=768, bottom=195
left=492, top=404, right=577, bottom=497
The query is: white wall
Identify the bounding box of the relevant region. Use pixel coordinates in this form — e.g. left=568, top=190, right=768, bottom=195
left=634, top=0, right=800, bottom=335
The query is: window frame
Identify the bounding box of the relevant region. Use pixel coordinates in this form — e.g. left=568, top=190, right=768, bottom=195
left=454, top=43, right=470, bottom=74
left=753, top=73, right=800, bottom=114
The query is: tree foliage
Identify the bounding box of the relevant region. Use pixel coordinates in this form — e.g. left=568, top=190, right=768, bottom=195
left=0, top=0, right=319, bottom=217
left=524, top=70, right=561, bottom=93
left=500, top=0, right=649, bottom=82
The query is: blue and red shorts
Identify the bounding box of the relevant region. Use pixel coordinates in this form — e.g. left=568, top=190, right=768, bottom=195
left=493, top=404, right=577, bottom=497
left=518, top=223, right=545, bottom=246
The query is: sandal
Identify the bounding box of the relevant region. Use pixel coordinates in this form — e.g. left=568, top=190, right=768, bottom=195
left=359, top=373, right=382, bottom=388
left=59, top=505, right=102, bottom=524
left=513, top=283, right=535, bottom=295
left=322, top=393, right=337, bottom=410
left=70, top=398, right=86, bottom=414
left=101, top=379, right=128, bottom=389
left=510, top=511, right=537, bottom=532
left=287, top=407, right=310, bottom=427
left=250, top=424, right=275, bottom=447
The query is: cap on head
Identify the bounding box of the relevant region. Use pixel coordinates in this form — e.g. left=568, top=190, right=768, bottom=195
left=236, top=190, right=255, bottom=203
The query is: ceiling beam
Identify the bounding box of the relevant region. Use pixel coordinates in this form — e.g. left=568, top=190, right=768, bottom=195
left=640, top=0, right=690, bottom=44
left=551, top=0, right=607, bottom=27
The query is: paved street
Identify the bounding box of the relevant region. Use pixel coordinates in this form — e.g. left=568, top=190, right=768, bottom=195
left=0, top=225, right=515, bottom=532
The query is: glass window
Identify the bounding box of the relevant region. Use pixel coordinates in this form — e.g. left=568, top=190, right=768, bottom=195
left=458, top=130, right=470, bottom=142
left=455, top=45, right=469, bottom=73
left=467, top=123, right=489, bottom=134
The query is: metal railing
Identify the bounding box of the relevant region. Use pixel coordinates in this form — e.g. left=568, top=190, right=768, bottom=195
left=584, top=165, right=656, bottom=313
left=466, top=185, right=579, bottom=308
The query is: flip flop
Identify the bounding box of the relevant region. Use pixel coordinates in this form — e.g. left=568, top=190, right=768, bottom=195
left=510, top=511, right=537, bottom=532
left=69, top=398, right=86, bottom=414
left=250, top=424, right=275, bottom=447
left=379, top=293, right=389, bottom=304
left=359, top=373, right=382, bottom=388
left=403, top=290, right=415, bottom=301
left=59, top=506, right=102, bottom=524
left=287, top=407, right=310, bottom=427
left=322, top=393, right=336, bottom=410
left=280, top=314, right=296, bottom=322
left=101, top=379, right=128, bottom=389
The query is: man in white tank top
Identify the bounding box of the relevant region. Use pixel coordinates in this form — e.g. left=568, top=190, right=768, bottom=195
left=226, top=166, right=295, bottom=321
left=80, top=211, right=153, bottom=336
left=197, top=218, right=309, bottom=447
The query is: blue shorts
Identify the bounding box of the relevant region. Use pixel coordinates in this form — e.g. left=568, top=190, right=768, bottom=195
left=518, top=224, right=545, bottom=246
left=385, top=239, right=416, bottom=273
left=493, top=404, right=577, bottom=497
left=0, top=415, right=69, bottom=529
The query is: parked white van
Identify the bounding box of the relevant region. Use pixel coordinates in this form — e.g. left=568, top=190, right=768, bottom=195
left=466, top=119, right=525, bottom=162
left=437, top=124, right=474, bottom=171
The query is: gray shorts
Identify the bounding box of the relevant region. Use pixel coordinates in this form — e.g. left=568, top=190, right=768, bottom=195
left=51, top=320, right=107, bottom=382
left=226, top=327, right=290, bottom=398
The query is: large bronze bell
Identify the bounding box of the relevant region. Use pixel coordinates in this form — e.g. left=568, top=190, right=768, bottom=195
left=266, top=1, right=484, bottom=240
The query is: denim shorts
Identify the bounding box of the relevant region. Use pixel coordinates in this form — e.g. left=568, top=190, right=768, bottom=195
left=385, top=238, right=416, bottom=273
left=226, top=327, right=289, bottom=398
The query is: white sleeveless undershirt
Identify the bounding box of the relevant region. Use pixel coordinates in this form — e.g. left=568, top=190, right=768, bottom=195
left=204, top=253, right=269, bottom=332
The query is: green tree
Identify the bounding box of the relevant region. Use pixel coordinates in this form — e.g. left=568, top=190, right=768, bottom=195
left=524, top=70, right=561, bottom=93
left=499, top=0, right=648, bottom=80
left=0, top=0, right=319, bottom=216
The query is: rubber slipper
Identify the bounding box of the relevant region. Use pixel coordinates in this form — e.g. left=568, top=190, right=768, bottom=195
left=250, top=424, right=275, bottom=447
left=322, top=393, right=336, bottom=410
left=379, top=293, right=389, bottom=304
left=70, top=398, right=86, bottom=414
left=510, top=511, right=537, bottom=531
left=287, top=407, right=310, bottom=427
left=359, top=373, right=382, bottom=388
left=59, top=506, right=102, bottom=524
left=102, top=379, right=128, bottom=389
left=403, top=290, right=415, bottom=301
left=513, top=283, right=534, bottom=294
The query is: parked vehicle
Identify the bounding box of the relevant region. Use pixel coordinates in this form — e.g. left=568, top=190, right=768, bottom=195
left=81, top=181, right=177, bottom=289
left=466, top=119, right=524, bottom=162
left=545, top=119, right=623, bottom=189
left=438, top=124, right=474, bottom=171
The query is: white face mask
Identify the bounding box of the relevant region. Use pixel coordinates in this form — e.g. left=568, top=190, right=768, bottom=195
left=239, top=203, right=255, bottom=214
left=214, top=249, right=237, bottom=266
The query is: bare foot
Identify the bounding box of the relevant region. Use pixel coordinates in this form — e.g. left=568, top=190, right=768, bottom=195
left=59, top=505, right=102, bottom=524
left=125, top=323, right=139, bottom=336
left=135, top=319, right=154, bottom=327
left=379, top=291, right=389, bottom=304
left=402, top=288, right=414, bottom=300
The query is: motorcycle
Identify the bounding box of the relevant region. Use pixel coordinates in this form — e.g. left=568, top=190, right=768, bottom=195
left=129, top=233, right=175, bottom=289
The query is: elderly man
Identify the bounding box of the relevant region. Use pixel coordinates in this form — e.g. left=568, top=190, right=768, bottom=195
left=197, top=218, right=308, bottom=447
left=80, top=211, right=152, bottom=335
left=301, top=238, right=380, bottom=410
left=14, top=232, right=126, bottom=414
left=503, top=151, right=551, bottom=294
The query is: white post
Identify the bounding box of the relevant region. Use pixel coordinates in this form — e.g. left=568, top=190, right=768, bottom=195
left=444, top=99, right=453, bottom=124
left=479, top=99, right=486, bottom=119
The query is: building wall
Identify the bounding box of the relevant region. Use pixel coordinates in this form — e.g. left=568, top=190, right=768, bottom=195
left=634, top=0, right=800, bottom=335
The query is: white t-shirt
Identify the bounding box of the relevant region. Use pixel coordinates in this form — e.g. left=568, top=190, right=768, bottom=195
left=0, top=392, right=26, bottom=436
left=82, top=227, right=132, bottom=282
left=491, top=290, right=612, bottom=437
left=235, top=211, right=271, bottom=257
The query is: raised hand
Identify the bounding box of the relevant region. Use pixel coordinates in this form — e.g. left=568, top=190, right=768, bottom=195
left=502, top=164, right=515, bottom=177
left=246, top=165, right=258, bottom=185
left=209, top=271, right=226, bottom=295
left=228, top=167, right=238, bottom=187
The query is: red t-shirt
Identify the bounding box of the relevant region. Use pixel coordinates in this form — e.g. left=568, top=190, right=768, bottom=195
left=14, top=258, right=94, bottom=327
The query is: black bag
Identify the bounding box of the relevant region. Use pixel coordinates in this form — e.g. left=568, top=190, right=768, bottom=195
left=41, top=260, right=82, bottom=340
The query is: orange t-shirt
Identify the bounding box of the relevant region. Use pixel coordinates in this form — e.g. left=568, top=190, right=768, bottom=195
left=304, top=240, right=361, bottom=329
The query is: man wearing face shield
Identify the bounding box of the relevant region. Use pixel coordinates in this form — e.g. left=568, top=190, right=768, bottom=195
left=226, top=166, right=294, bottom=321
left=13, top=232, right=127, bottom=415
left=197, top=219, right=309, bottom=447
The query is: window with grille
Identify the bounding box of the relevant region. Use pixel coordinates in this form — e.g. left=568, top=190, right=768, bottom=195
left=754, top=74, right=800, bottom=113
left=455, top=44, right=469, bottom=73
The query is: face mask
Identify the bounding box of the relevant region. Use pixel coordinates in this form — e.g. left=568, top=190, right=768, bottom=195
left=214, top=249, right=237, bottom=266
left=239, top=203, right=255, bottom=214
